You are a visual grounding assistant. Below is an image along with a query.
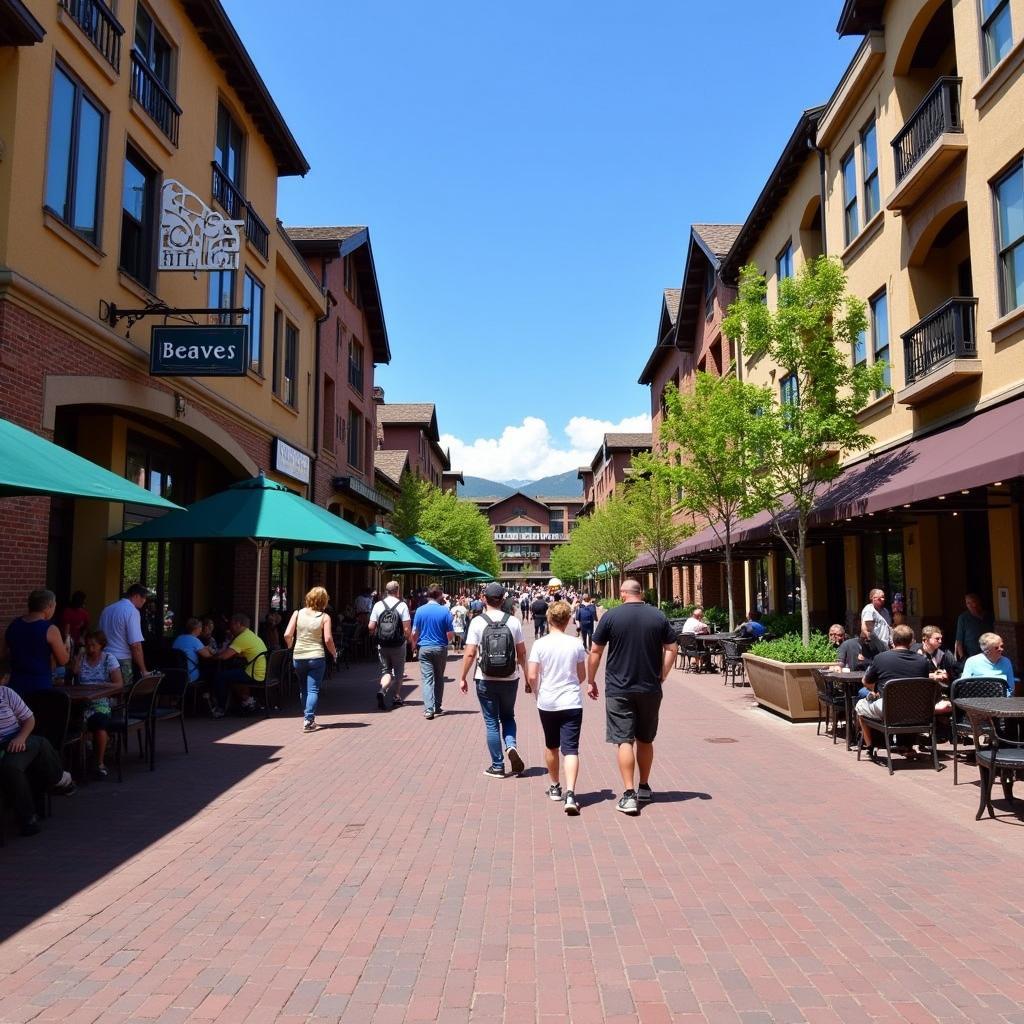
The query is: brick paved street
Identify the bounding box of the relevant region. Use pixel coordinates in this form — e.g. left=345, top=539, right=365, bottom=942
left=4, top=622, right=1024, bottom=1023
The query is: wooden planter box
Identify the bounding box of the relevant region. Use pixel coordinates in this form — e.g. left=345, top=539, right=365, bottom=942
left=742, top=653, right=833, bottom=722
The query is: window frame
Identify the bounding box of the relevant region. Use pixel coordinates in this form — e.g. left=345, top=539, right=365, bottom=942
left=347, top=405, right=363, bottom=469
left=348, top=338, right=364, bottom=394
left=861, top=116, right=880, bottom=222
left=207, top=268, right=236, bottom=325
left=133, top=2, right=175, bottom=91
left=242, top=270, right=265, bottom=372
left=271, top=308, right=282, bottom=396
left=119, top=143, right=158, bottom=288
left=775, top=240, right=794, bottom=285
left=981, top=0, right=1014, bottom=76
left=214, top=101, right=245, bottom=190
left=44, top=62, right=107, bottom=247
left=282, top=320, right=299, bottom=408
left=870, top=288, right=891, bottom=391
left=994, top=159, right=1024, bottom=315
left=841, top=147, right=860, bottom=245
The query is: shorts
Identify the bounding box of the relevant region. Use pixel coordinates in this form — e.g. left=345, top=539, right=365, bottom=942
left=377, top=643, right=407, bottom=680
left=538, top=708, right=583, bottom=755
left=84, top=711, right=113, bottom=731
left=605, top=691, right=663, bottom=744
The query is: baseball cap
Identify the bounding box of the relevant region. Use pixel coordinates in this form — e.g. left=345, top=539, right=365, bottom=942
left=483, top=582, right=505, bottom=599
left=547, top=577, right=563, bottom=589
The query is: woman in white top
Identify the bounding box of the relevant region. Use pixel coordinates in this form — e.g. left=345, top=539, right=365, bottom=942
left=285, top=586, right=337, bottom=732
left=527, top=600, right=587, bottom=815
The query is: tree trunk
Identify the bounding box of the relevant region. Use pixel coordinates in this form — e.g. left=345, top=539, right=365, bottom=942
left=798, top=529, right=810, bottom=646
left=724, top=523, right=735, bottom=631
left=655, top=557, right=663, bottom=606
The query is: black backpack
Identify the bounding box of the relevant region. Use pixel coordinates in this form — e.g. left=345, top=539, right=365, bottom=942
left=376, top=598, right=405, bottom=647
left=478, top=612, right=517, bottom=677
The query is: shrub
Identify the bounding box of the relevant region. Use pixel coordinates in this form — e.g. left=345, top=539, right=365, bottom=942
left=600, top=598, right=622, bottom=610
left=761, top=612, right=802, bottom=636
left=749, top=632, right=835, bottom=664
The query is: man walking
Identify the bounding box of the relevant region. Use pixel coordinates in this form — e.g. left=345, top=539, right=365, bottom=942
left=586, top=579, right=678, bottom=815
left=575, top=593, right=598, bottom=651
left=369, top=581, right=412, bottom=711
left=97, top=583, right=149, bottom=683
left=460, top=581, right=529, bottom=777
left=411, top=584, right=453, bottom=719
left=530, top=593, right=550, bottom=639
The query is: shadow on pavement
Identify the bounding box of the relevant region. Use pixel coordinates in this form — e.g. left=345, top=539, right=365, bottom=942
left=646, top=790, right=713, bottom=803
left=576, top=788, right=616, bottom=807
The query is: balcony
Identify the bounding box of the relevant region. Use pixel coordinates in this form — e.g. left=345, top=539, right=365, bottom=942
left=212, top=163, right=270, bottom=258
left=129, top=51, right=181, bottom=145
left=887, top=78, right=966, bottom=211
left=58, top=0, right=123, bottom=72
left=244, top=203, right=269, bottom=259
left=897, top=297, right=982, bottom=406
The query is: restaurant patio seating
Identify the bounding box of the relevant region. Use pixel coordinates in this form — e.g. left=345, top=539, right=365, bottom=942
left=812, top=669, right=847, bottom=741
left=949, top=676, right=1005, bottom=785
left=856, top=677, right=943, bottom=775
left=263, top=649, right=293, bottom=707
left=112, top=672, right=163, bottom=782
left=25, top=688, right=85, bottom=783
left=955, top=699, right=1024, bottom=820
left=149, top=674, right=189, bottom=765
left=677, top=632, right=704, bottom=672
left=719, top=639, right=746, bottom=687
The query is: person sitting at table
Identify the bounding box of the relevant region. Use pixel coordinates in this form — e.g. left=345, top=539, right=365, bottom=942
left=72, top=629, right=123, bottom=777
left=199, top=617, right=220, bottom=655
left=0, top=672, right=76, bottom=834
left=737, top=610, right=766, bottom=640
left=682, top=607, right=710, bottom=635
left=172, top=618, right=214, bottom=688
left=912, top=625, right=960, bottom=684
left=836, top=625, right=886, bottom=674
left=855, top=625, right=946, bottom=756
left=211, top=613, right=267, bottom=717
left=960, top=632, right=1016, bottom=696
left=260, top=610, right=284, bottom=652
left=827, top=624, right=846, bottom=650
left=1, top=589, right=70, bottom=697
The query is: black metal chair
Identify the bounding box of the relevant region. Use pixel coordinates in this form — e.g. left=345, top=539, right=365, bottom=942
left=719, top=639, right=746, bottom=687
left=812, top=669, right=839, bottom=739
left=149, top=673, right=189, bottom=766
left=337, top=623, right=358, bottom=670
left=264, top=648, right=293, bottom=707
left=241, top=650, right=280, bottom=715
left=857, top=676, right=943, bottom=775
left=958, top=703, right=1024, bottom=820
left=949, top=676, right=1006, bottom=785
left=111, top=672, right=163, bottom=781
left=25, top=687, right=84, bottom=780
left=678, top=632, right=703, bottom=672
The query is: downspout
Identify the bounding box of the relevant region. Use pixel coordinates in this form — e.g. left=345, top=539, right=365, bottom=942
left=809, top=135, right=828, bottom=258
left=310, top=256, right=335, bottom=503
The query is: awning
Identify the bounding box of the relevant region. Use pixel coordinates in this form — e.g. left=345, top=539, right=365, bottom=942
left=298, top=526, right=435, bottom=570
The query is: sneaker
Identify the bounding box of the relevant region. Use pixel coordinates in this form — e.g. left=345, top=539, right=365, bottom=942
left=376, top=691, right=386, bottom=711
left=637, top=784, right=653, bottom=804
left=434, top=708, right=444, bottom=716
left=483, top=765, right=506, bottom=779
left=424, top=711, right=435, bottom=720
left=617, top=790, right=640, bottom=815
left=96, top=765, right=108, bottom=778
left=53, top=771, right=76, bottom=796
left=564, top=791, right=580, bottom=815
left=303, top=720, right=316, bottom=732
left=392, top=697, right=404, bottom=708
left=507, top=747, right=525, bottom=776
left=240, top=696, right=257, bottom=711
left=211, top=706, right=226, bottom=719
left=547, top=783, right=563, bottom=801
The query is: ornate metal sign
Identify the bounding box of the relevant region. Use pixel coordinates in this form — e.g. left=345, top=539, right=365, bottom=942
left=159, top=179, right=243, bottom=272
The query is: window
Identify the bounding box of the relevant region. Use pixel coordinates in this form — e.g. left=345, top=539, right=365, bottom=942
left=272, top=308, right=282, bottom=396
left=44, top=65, right=105, bottom=245
left=348, top=339, right=364, bottom=393
left=871, top=289, right=891, bottom=390
left=283, top=321, right=298, bottom=407
left=995, top=161, right=1024, bottom=314
left=208, top=269, right=236, bottom=324
left=703, top=264, right=715, bottom=320
left=119, top=146, right=157, bottom=287
left=779, top=373, right=799, bottom=407
left=214, top=103, right=244, bottom=188
left=982, top=0, right=1014, bottom=75
left=861, top=118, right=880, bottom=221
left=242, top=271, right=264, bottom=371
left=782, top=556, right=801, bottom=615
left=134, top=4, right=172, bottom=87
left=853, top=327, right=868, bottom=367
left=347, top=406, right=363, bottom=468
left=776, top=241, right=794, bottom=284
left=322, top=376, right=335, bottom=454
left=842, top=149, right=859, bottom=244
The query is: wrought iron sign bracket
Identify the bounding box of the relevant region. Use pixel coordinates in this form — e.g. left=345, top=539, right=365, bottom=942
left=100, top=301, right=248, bottom=334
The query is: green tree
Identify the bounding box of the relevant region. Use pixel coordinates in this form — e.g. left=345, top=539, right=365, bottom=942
left=550, top=533, right=593, bottom=586
left=418, top=488, right=501, bottom=578
left=624, top=456, right=692, bottom=607
left=723, top=257, right=887, bottom=644
left=658, top=374, right=772, bottom=629
left=580, top=495, right=641, bottom=589
left=390, top=469, right=431, bottom=539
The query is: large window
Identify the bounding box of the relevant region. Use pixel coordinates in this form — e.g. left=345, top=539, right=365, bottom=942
left=348, top=339, right=364, bottom=393
left=842, top=148, right=859, bottom=245
left=347, top=406, right=363, bottom=468
left=982, top=0, right=1014, bottom=75
left=214, top=102, right=244, bottom=188
left=995, top=160, right=1024, bottom=314
left=853, top=326, right=868, bottom=367
left=776, top=241, right=794, bottom=284
left=134, top=4, right=172, bottom=87
left=282, top=321, right=298, bottom=407
left=861, top=118, right=880, bottom=222
left=782, top=556, right=801, bottom=615
left=272, top=308, right=282, bottom=396
left=208, top=269, right=236, bottom=324
left=322, top=376, right=336, bottom=454
left=44, top=65, right=105, bottom=245
left=871, top=289, right=891, bottom=390
left=779, top=373, right=799, bottom=407
left=119, top=146, right=157, bottom=287
left=242, top=271, right=264, bottom=371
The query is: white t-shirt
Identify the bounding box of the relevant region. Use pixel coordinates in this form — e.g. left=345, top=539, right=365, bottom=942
left=529, top=631, right=586, bottom=711
left=682, top=616, right=709, bottom=635
left=369, top=598, right=411, bottom=626
left=860, top=603, right=892, bottom=647
left=451, top=605, right=468, bottom=633
left=466, top=608, right=525, bottom=680
left=97, top=598, right=144, bottom=659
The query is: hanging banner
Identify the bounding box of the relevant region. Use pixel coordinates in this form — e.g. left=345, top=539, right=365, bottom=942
left=150, top=325, right=249, bottom=377
left=160, top=179, right=243, bottom=272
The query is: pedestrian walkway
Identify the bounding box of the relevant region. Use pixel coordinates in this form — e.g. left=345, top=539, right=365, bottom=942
left=3, top=628, right=1024, bottom=1023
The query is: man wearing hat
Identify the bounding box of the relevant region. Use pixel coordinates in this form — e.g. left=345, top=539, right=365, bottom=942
left=460, top=581, right=530, bottom=778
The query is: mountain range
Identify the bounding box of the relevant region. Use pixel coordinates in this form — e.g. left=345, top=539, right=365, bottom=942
left=458, top=469, right=583, bottom=499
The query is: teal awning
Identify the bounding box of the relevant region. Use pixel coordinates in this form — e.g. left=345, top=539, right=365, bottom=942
left=298, top=526, right=435, bottom=569
left=403, top=536, right=475, bottom=577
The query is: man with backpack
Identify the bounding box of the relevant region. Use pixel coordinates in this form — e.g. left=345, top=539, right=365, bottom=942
left=411, top=584, right=454, bottom=719
left=369, top=581, right=412, bottom=711
left=460, top=581, right=530, bottom=778
left=575, top=593, right=598, bottom=652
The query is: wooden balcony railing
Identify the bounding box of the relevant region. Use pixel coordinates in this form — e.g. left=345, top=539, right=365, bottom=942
left=59, top=0, right=123, bottom=72
left=901, top=297, right=978, bottom=385
left=892, top=77, right=963, bottom=184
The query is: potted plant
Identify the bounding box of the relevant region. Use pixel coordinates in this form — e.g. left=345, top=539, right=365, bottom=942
left=742, top=632, right=836, bottom=722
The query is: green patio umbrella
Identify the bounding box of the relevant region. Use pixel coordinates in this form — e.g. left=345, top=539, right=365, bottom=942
left=298, top=525, right=436, bottom=570
left=0, top=416, right=181, bottom=509
left=450, top=557, right=491, bottom=581
left=112, top=474, right=386, bottom=623
left=402, top=535, right=474, bottom=578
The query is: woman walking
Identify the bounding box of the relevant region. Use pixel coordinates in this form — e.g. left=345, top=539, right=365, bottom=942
left=285, top=586, right=337, bottom=732
left=527, top=600, right=587, bottom=815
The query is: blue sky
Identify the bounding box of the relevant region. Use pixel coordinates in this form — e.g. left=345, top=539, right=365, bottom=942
left=226, top=1, right=859, bottom=481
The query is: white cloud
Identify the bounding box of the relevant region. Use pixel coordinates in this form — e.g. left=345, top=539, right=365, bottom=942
left=441, top=413, right=652, bottom=483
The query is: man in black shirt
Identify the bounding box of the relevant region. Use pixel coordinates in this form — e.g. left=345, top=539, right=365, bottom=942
left=530, top=595, right=550, bottom=639
left=587, top=579, right=678, bottom=815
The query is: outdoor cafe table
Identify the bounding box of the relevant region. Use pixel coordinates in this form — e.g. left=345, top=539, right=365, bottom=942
left=60, top=682, right=124, bottom=703
left=692, top=633, right=735, bottom=673
left=822, top=670, right=866, bottom=750
left=953, top=697, right=1024, bottom=814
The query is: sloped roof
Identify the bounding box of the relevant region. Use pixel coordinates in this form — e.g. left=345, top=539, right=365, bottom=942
left=664, top=288, right=681, bottom=326
left=374, top=450, right=408, bottom=488
left=606, top=432, right=653, bottom=448
left=287, top=226, right=365, bottom=243
left=377, top=403, right=436, bottom=426
left=638, top=286, right=687, bottom=386
left=692, top=224, right=742, bottom=260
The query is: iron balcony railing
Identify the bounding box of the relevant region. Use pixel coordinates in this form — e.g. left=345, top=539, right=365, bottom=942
left=244, top=203, right=269, bottom=259
left=901, top=297, right=978, bottom=385
left=130, top=51, right=181, bottom=145
left=892, top=77, right=963, bottom=184
left=211, top=162, right=269, bottom=258
left=59, top=0, right=123, bottom=72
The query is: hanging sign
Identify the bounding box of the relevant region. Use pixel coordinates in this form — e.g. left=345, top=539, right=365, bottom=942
left=150, top=325, right=249, bottom=377
left=273, top=438, right=311, bottom=485
left=160, top=179, right=243, bottom=271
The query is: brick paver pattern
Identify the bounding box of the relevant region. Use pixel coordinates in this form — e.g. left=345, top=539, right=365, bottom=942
left=3, top=616, right=1024, bottom=1023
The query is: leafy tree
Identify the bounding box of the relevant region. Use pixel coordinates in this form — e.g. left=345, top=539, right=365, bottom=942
left=624, top=457, right=692, bottom=607
left=390, top=469, right=431, bottom=539
left=418, top=488, right=501, bottom=578
left=657, top=374, right=772, bottom=629
left=723, top=257, right=887, bottom=644
left=580, top=495, right=641, bottom=588
left=550, top=533, right=593, bottom=585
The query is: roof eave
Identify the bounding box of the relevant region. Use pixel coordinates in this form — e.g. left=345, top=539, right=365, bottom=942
left=837, top=0, right=886, bottom=36
left=0, top=0, right=45, bottom=44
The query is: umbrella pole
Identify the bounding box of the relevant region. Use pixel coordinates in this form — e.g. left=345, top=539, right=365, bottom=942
left=254, top=539, right=265, bottom=629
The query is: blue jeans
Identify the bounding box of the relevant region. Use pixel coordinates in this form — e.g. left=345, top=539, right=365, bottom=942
left=294, top=657, right=326, bottom=723
left=418, top=646, right=447, bottom=713
left=476, top=678, right=519, bottom=769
